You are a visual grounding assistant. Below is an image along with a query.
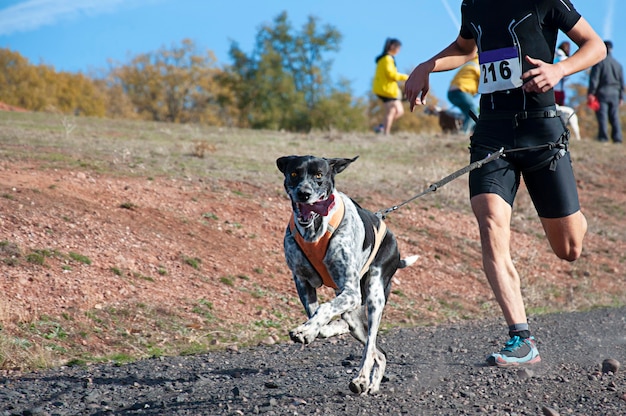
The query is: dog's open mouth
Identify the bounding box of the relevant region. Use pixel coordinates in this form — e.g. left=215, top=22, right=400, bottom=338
left=296, top=194, right=335, bottom=225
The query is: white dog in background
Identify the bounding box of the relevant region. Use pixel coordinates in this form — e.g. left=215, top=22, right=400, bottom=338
left=556, top=105, right=581, bottom=141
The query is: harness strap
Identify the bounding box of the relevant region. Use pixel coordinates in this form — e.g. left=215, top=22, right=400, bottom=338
left=470, top=128, right=570, bottom=172
left=360, top=222, right=387, bottom=278
left=289, top=198, right=387, bottom=289
left=479, top=109, right=560, bottom=128
left=289, top=197, right=345, bottom=289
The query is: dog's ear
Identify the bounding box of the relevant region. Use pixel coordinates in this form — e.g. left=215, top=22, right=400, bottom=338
left=328, top=156, right=359, bottom=175
left=276, top=156, right=298, bottom=174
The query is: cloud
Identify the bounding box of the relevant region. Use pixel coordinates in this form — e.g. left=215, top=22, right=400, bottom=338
left=439, top=0, right=460, bottom=30
left=0, top=0, right=131, bottom=36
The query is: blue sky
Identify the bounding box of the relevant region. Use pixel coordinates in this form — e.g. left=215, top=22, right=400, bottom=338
left=0, top=0, right=622, bottom=109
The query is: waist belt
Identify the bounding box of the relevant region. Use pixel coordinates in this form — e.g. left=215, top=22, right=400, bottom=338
left=480, top=109, right=560, bottom=128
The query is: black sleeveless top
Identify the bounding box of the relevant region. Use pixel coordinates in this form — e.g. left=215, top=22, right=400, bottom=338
left=459, top=0, right=581, bottom=112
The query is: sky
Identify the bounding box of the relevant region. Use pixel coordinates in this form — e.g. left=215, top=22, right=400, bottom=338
left=0, top=0, right=623, bottom=110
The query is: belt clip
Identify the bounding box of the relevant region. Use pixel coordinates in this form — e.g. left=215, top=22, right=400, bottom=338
left=512, top=111, right=527, bottom=128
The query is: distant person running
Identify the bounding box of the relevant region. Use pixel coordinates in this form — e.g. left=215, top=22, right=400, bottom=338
left=447, top=55, right=480, bottom=134
left=372, top=38, right=408, bottom=135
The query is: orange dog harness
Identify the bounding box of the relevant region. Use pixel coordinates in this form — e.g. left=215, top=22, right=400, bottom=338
left=289, top=197, right=387, bottom=289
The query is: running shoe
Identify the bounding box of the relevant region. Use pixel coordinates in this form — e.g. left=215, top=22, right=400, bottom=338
left=486, top=335, right=541, bottom=367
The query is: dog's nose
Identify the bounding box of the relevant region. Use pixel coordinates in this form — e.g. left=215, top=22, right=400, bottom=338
left=297, top=189, right=312, bottom=201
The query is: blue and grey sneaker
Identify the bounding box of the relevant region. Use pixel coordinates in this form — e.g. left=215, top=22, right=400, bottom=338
left=486, top=336, right=541, bottom=367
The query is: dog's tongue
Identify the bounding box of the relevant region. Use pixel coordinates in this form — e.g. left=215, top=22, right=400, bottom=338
left=299, top=194, right=335, bottom=219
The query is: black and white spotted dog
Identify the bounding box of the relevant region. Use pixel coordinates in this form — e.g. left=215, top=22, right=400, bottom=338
left=276, top=155, right=418, bottom=395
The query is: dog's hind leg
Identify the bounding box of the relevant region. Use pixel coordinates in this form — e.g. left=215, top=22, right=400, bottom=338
left=342, top=306, right=367, bottom=344
left=349, top=266, right=387, bottom=395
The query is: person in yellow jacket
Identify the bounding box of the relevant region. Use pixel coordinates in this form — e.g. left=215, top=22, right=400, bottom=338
left=447, top=55, right=480, bottom=134
left=372, top=38, right=408, bottom=135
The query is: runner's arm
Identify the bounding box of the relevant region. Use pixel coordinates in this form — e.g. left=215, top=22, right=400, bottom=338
left=521, top=17, right=606, bottom=94
left=405, top=36, right=477, bottom=111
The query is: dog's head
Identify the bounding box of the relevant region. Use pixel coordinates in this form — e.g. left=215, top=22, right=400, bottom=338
left=276, top=155, right=358, bottom=226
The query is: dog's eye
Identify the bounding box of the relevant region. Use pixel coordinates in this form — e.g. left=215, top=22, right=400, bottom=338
left=314, top=172, right=323, bottom=179
left=290, top=172, right=298, bottom=178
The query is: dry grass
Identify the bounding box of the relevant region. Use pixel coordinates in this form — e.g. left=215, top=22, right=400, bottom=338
left=0, top=111, right=624, bottom=372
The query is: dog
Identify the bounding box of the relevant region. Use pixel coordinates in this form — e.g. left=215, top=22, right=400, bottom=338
left=556, top=105, right=581, bottom=141
left=276, top=155, right=418, bottom=395
left=424, top=105, right=464, bottom=133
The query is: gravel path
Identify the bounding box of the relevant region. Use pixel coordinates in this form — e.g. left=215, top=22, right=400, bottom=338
left=2, top=307, right=625, bottom=415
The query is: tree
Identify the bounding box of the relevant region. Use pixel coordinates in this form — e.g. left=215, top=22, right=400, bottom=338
left=220, top=11, right=365, bottom=132
left=0, top=48, right=106, bottom=116
left=109, top=39, right=226, bottom=124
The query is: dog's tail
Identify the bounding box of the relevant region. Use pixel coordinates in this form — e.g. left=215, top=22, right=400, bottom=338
left=398, top=255, right=419, bottom=269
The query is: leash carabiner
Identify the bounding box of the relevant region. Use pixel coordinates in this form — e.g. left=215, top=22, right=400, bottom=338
left=375, top=147, right=504, bottom=219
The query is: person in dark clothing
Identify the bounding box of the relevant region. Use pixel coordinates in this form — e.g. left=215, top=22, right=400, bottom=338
left=588, top=41, right=624, bottom=143
left=404, top=0, right=606, bottom=367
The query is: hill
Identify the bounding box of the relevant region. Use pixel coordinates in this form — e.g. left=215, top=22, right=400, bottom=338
left=0, top=111, right=624, bottom=371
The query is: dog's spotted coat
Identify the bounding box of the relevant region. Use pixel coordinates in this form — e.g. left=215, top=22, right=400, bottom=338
left=277, top=155, right=418, bottom=395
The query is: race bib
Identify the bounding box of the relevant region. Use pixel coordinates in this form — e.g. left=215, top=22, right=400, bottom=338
left=478, top=47, right=523, bottom=94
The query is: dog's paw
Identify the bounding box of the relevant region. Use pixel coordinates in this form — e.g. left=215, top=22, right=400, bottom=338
left=349, top=377, right=369, bottom=395
left=289, top=324, right=318, bottom=344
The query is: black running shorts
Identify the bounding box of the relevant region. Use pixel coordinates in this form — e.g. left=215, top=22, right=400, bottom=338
left=469, top=111, right=580, bottom=219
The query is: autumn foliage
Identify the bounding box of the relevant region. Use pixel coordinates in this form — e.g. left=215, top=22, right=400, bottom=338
left=0, top=11, right=616, bottom=135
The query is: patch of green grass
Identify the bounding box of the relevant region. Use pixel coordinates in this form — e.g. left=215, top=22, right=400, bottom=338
left=26, top=252, right=46, bottom=265
left=65, top=358, right=88, bottom=367
left=109, top=353, right=134, bottom=365
left=147, top=346, right=165, bottom=357
left=0, top=240, right=21, bottom=259
left=133, top=272, right=154, bottom=282
left=192, top=298, right=214, bottom=321
left=183, top=256, right=201, bottom=270
left=253, top=319, right=281, bottom=329
left=43, top=324, right=67, bottom=339
left=179, top=343, right=207, bottom=356
left=110, top=267, right=122, bottom=276
left=202, top=212, right=218, bottom=220
left=240, top=284, right=267, bottom=299
left=219, top=276, right=234, bottom=287
left=68, top=252, right=91, bottom=265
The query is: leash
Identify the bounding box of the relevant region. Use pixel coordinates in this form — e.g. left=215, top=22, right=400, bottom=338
left=375, top=147, right=504, bottom=219
left=376, top=109, right=572, bottom=219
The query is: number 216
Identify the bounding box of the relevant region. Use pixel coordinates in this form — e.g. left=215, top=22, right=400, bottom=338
left=482, top=61, right=512, bottom=83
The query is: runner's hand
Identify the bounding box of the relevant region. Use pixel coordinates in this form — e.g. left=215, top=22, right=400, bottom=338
left=521, top=56, right=565, bottom=94
left=405, top=63, right=432, bottom=112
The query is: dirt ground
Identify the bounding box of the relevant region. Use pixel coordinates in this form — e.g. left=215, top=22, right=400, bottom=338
left=1, top=136, right=625, bottom=371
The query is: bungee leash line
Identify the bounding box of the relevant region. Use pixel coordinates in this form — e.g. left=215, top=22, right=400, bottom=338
left=375, top=147, right=504, bottom=219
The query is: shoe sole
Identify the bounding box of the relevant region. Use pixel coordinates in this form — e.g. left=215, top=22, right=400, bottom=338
left=487, top=354, right=541, bottom=368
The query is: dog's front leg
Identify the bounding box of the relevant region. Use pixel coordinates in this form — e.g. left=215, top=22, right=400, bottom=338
left=290, top=277, right=361, bottom=345
left=293, top=274, right=319, bottom=318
